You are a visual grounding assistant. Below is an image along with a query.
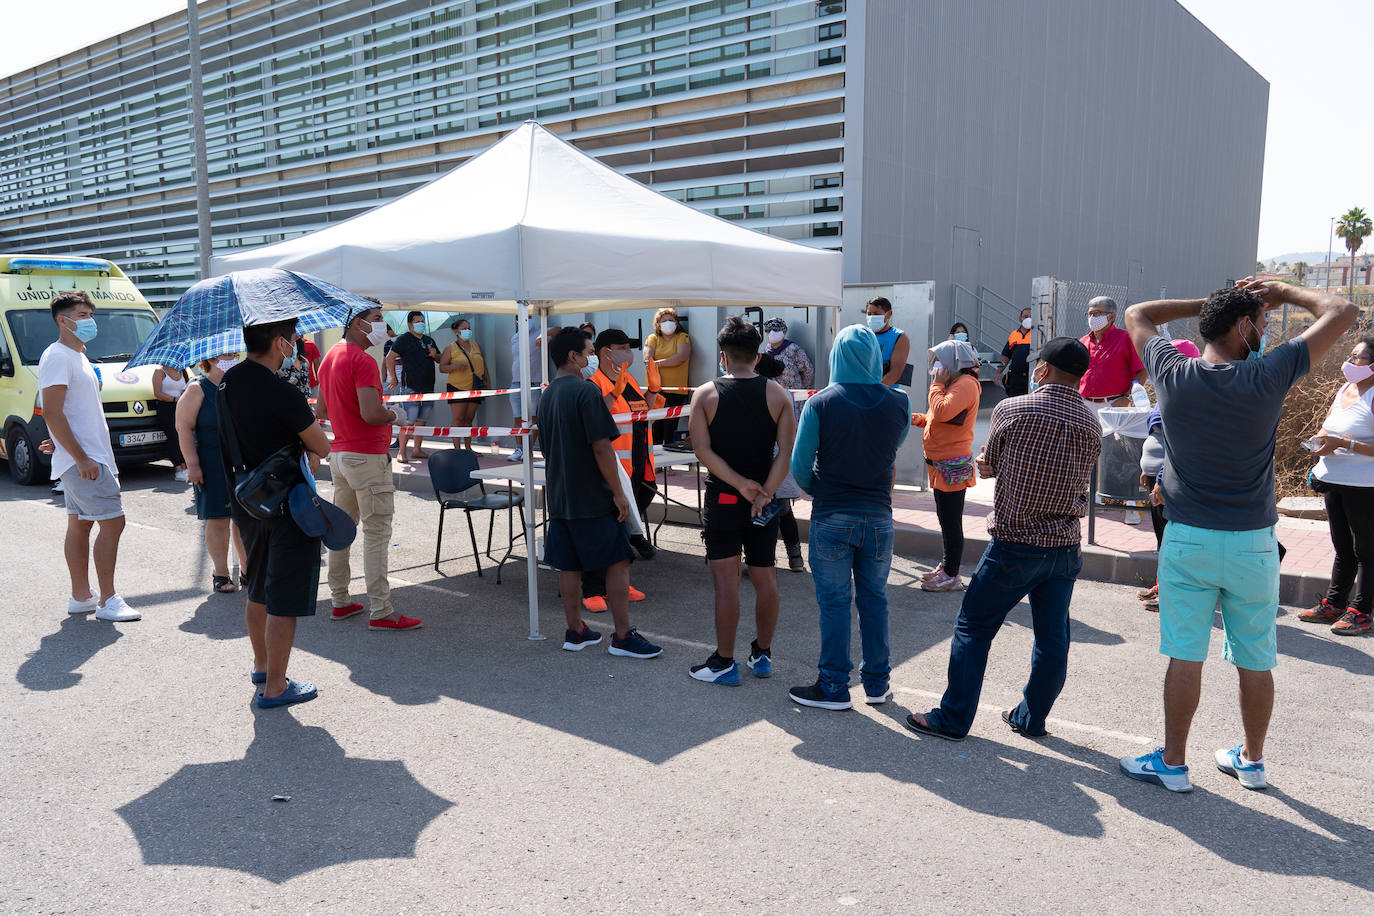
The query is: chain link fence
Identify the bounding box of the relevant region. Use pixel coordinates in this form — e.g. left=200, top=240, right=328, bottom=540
left=1048, top=279, right=1130, bottom=340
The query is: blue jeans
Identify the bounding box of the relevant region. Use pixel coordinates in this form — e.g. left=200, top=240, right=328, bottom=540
left=927, top=539, right=1083, bottom=737
left=809, top=512, right=894, bottom=694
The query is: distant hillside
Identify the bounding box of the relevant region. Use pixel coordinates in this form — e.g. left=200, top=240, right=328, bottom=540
left=1259, top=250, right=1328, bottom=265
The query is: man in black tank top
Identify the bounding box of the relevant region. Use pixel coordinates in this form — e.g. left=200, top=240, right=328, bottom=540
left=687, top=317, right=797, bottom=686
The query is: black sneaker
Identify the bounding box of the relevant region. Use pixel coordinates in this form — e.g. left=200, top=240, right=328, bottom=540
left=788, top=681, right=852, bottom=710
left=562, top=624, right=602, bottom=651
left=787, top=551, right=805, bottom=573
left=689, top=653, right=741, bottom=685
left=608, top=627, right=663, bottom=659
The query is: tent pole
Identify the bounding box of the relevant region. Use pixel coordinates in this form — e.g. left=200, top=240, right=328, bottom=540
left=540, top=309, right=549, bottom=387
left=518, top=299, right=543, bottom=640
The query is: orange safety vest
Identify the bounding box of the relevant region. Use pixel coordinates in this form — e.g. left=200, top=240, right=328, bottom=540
left=592, top=367, right=656, bottom=483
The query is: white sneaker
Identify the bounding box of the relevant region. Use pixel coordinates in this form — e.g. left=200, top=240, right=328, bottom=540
left=508, top=447, right=524, bottom=462
left=1214, top=744, right=1268, bottom=790
left=174, top=468, right=189, bottom=483
left=67, top=594, right=98, bottom=616
left=52, top=480, right=64, bottom=494
left=95, top=594, right=141, bottom=622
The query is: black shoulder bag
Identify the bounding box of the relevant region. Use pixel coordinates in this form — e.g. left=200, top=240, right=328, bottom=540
left=216, top=384, right=302, bottom=520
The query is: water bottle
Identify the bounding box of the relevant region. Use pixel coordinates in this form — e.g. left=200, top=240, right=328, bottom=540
left=1131, top=382, right=1150, bottom=408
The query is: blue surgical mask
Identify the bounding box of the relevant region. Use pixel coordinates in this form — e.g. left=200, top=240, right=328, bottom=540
left=70, top=316, right=98, bottom=342
left=580, top=354, right=599, bottom=379
left=1243, top=318, right=1267, bottom=361
left=953, top=332, right=968, bottom=342
left=866, top=314, right=887, bottom=332
left=411, top=322, right=426, bottom=334
left=280, top=341, right=294, bottom=373
left=459, top=328, right=473, bottom=341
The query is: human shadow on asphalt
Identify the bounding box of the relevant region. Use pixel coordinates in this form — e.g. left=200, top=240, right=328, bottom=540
left=179, top=594, right=249, bottom=642
left=1273, top=622, right=1373, bottom=676
left=16, top=615, right=123, bottom=691
left=116, top=711, right=453, bottom=883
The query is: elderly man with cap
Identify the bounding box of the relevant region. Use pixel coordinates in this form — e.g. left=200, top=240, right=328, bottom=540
left=906, top=337, right=1101, bottom=742
left=1079, top=296, right=1147, bottom=420
left=914, top=337, right=982, bottom=592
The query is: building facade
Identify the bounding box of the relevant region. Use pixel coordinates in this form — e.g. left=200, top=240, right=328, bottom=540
left=1, top=0, right=1266, bottom=347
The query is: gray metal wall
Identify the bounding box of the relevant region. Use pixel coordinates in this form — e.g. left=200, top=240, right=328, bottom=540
left=844, top=0, right=1269, bottom=343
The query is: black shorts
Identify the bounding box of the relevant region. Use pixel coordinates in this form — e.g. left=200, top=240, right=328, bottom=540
left=1004, top=371, right=1029, bottom=397
left=702, top=493, right=779, bottom=567
left=237, top=514, right=321, bottom=617
left=544, top=515, right=636, bottom=572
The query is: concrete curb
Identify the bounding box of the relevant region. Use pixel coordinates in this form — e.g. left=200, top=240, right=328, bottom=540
left=319, top=462, right=1329, bottom=607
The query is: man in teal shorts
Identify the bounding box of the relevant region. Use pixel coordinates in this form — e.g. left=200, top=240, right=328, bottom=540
left=1118, top=279, right=1354, bottom=793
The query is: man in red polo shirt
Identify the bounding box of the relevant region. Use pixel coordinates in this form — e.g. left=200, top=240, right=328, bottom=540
left=316, top=303, right=421, bottom=632
left=1079, top=296, right=1146, bottom=420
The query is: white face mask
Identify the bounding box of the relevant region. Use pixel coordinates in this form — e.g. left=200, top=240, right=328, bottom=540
left=362, top=319, right=388, bottom=348
left=580, top=354, right=599, bottom=379
left=1021, top=317, right=1033, bottom=330
left=1087, top=314, right=1110, bottom=333
left=766, top=330, right=785, bottom=344
left=215, top=357, right=238, bottom=372
left=659, top=320, right=677, bottom=336
left=866, top=314, right=887, bottom=332
left=1342, top=360, right=1374, bottom=384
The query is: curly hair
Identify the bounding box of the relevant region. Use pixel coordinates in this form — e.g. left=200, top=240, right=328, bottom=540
left=1198, top=286, right=1263, bottom=343
left=652, top=307, right=679, bottom=333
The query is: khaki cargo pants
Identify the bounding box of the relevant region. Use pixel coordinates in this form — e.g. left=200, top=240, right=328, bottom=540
left=326, top=451, right=395, bottom=619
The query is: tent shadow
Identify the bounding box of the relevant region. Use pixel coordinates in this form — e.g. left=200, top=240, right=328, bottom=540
left=116, top=712, right=453, bottom=883
left=16, top=615, right=124, bottom=692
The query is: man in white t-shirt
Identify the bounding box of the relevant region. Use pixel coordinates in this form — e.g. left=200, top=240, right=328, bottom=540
left=38, top=291, right=140, bottom=622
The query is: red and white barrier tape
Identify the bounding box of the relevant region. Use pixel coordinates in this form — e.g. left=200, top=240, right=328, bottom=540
left=321, top=421, right=532, bottom=438
left=380, top=385, right=545, bottom=403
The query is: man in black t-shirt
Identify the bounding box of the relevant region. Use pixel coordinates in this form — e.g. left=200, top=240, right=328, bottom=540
left=540, top=328, right=661, bottom=660
left=383, top=310, right=440, bottom=462
left=220, top=318, right=332, bottom=709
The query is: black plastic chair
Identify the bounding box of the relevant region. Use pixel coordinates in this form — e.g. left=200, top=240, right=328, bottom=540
left=429, top=449, right=525, bottom=583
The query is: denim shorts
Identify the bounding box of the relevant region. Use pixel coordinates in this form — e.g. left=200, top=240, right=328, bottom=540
left=509, top=387, right=541, bottom=419
left=393, top=387, right=431, bottom=425
left=1157, top=521, right=1280, bottom=671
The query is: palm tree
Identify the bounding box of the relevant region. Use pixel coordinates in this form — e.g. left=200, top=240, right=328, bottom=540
left=1293, top=261, right=1309, bottom=285
left=1335, top=207, right=1373, bottom=300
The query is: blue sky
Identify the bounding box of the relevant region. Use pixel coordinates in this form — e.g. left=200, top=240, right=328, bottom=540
left=6, top=0, right=1371, bottom=259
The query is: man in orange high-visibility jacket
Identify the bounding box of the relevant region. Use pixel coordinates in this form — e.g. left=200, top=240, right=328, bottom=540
left=591, top=328, right=661, bottom=560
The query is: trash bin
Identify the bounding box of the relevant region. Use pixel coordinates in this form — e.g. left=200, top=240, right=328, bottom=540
left=1097, top=407, right=1152, bottom=505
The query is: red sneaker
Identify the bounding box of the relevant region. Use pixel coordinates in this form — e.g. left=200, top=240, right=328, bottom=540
left=1331, top=610, right=1372, bottom=636
left=368, top=615, right=422, bottom=632
left=582, top=596, right=607, bottom=613
left=628, top=585, right=645, bottom=602
left=1298, top=598, right=1344, bottom=624
left=331, top=603, right=364, bottom=621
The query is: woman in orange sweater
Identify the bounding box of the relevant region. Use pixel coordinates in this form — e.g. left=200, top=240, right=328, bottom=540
left=914, top=339, right=981, bottom=591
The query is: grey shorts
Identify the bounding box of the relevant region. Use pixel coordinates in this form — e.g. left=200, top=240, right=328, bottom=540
left=509, top=387, right=540, bottom=419
left=61, top=464, right=124, bottom=521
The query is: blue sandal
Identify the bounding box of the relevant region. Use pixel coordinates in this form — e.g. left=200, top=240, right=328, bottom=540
left=250, top=670, right=266, bottom=685
left=256, top=679, right=318, bottom=708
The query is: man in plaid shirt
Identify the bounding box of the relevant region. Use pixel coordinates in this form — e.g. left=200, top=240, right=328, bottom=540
left=907, top=337, right=1101, bottom=741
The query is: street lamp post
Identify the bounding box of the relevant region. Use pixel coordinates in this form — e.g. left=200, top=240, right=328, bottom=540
left=188, top=0, right=212, bottom=281
left=1326, top=216, right=1335, bottom=290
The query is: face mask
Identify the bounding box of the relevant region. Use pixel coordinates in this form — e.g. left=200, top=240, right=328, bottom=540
left=362, top=320, right=388, bottom=348
left=459, top=328, right=473, bottom=341
left=279, top=341, right=295, bottom=373
left=1030, top=367, right=1046, bottom=392
left=68, top=316, right=98, bottom=342
left=930, top=360, right=944, bottom=375
left=411, top=322, right=426, bottom=334
left=953, top=332, right=968, bottom=342
left=580, top=354, right=599, bottom=379
left=1021, top=317, right=1033, bottom=330
left=767, top=330, right=785, bottom=345
left=866, top=314, right=887, bottom=332
left=659, top=320, right=677, bottom=336
left=1087, top=315, right=1110, bottom=333
left=614, top=349, right=634, bottom=367
left=215, top=357, right=238, bottom=372
left=1242, top=318, right=1267, bottom=361
left=1342, top=360, right=1374, bottom=384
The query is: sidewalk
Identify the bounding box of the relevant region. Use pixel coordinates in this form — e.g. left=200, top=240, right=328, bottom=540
left=322, top=439, right=1336, bottom=607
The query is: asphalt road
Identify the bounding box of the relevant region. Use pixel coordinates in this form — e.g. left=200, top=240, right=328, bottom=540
left=2, top=465, right=1371, bottom=914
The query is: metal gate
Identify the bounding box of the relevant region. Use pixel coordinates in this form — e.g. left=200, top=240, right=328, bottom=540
left=1034, top=277, right=1130, bottom=341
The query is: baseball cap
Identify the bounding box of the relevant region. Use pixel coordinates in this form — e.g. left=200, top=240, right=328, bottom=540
left=1031, top=336, right=1091, bottom=377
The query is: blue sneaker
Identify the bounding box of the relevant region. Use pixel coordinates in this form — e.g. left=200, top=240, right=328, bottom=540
left=1214, top=744, right=1268, bottom=790
left=1120, top=748, right=1193, bottom=793
left=788, top=681, right=852, bottom=710
left=746, top=645, right=772, bottom=678
left=608, top=628, right=662, bottom=659
left=689, top=654, right=741, bottom=686
left=562, top=625, right=602, bottom=652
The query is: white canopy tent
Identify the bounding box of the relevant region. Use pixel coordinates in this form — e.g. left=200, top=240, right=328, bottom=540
left=213, top=121, right=842, bottom=639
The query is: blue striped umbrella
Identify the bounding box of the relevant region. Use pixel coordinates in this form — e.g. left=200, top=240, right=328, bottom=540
left=123, top=268, right=376, bottom=370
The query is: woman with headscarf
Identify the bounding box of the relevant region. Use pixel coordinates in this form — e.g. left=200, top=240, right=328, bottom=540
left=914, top=338, right=981, bottom=591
